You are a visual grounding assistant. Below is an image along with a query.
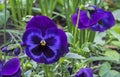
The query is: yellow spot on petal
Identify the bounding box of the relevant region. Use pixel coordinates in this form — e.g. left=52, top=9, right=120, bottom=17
left=40, top=40, right=46, bottom=46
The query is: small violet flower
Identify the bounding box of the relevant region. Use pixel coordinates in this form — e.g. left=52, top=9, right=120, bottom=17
left=72, top=6, right=115, bottom=32
left=14, top=48, right=20, bottom=56
left=75, top=68, right=93, bottom=77
left=1, top=46, right=21, bottom=56
left=1, top=46, right=10, bottom=53
left=22, top=16, right=69, bottom=64
left=0, top=58, right=21, bottom=77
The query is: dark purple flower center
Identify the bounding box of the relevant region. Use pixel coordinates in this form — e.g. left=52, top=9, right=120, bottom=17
left=30, top=35, right=56, bottom=58
left=88, top=10, right=96, bottom=14
left=81, top=72, right=86, bottom=77
left=31, top=44, right=55, bottom=58
left=98, top=20, right=104, bottom=25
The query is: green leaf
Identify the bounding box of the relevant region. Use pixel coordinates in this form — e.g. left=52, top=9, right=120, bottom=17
left=0, top=3, right=5, bottom=10
left=99, top=62, right=111, bottom=77
left=7, top=44, right=19, bottom=50
left=111, top=41, right=120, bottom=48
left=65, top=52, right=85, bottom=59
left=30, top=60, right=37, bottom=69
left=94, top=32, right=106, bottom=45
left=24, top=70, right=32, bottom=77
left=115, top=73, right=120, bottom=77
left=81, top=42, right=90, bottom=52
left=109, top=30, right=120, bottom=41
left=103, top=70, right=119, bottom=77
left=113, top=9, right=120, bottom=21
left=85, top=56, right=115, bottom=62
left=66, top=32, right=73, bottom=44
left=0, top=10, right=10, bottom=25
left=104, top=50, right=119, bottom=62
left=57, top=0, right=64, bottom=6
left=22, top=15, right=33, bottom=22
left=112, top=24, right=120, bottom=34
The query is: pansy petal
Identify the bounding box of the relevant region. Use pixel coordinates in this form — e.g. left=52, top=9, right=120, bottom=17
left=3, top=68, right=21, bottom=77
left=27, top=28, right=68, bottom=64
left=31, top=45, right=42, bottom=56
left=90, top=23, right=106, bottom=32
left=90, top=11, right=115, bottom=32
left=0, top=61, right=2, bottom=70
left=80, top=10, right=90, bottom=26
left=90, top=8, right=107, bottom=25
left=11, top=68, right=21, bottom=77
left=22, top=28, right=42, bottom=45
left=22, top=29, right=43, bottom=59
left=43, top=46, right=55, bottom=58
left=101, top=11, right=115, bottom=27
left=0, top=72, right=1, bottom=77
left=72, top=11, right=89, bottom=30
left=75, top=68, right=93, bottom=77
left=45, top=36, right=56, bottom=46
left=78, top=22, right=89, bottom=30
left=72, top=13, right=77, bottom=26
left=57, top=29, right=69, bottom=55
left=2, top=58, right=20, bottom=75
left=45, top=28, right=69, bottom=56
left=26, top=16, right=57, bottom=31
left=0, top=61, right=2, bottom=77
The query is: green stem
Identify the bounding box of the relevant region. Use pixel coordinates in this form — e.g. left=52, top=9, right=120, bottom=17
left=9, top=0, right=17, bottom=26
left=80, top=31, right=83, bottom=46
left=26, top=0, right=29, bottom=15
left=29, top=0, right=33, bottom=15
left=49, top=0, right=57, bottom=17
left=43, top=64, right=48, bottom=77
left=21, top=59, right=25, bottom=77
left=74, top=7, right=80, bottom=44
left=88, top=30, right=96, bottom=42
left=64, top=0, right=70, bottom=31
left=4, top=53, right=7, bottom=61
left=0, top=49, right=2, bottom=60
left=61, top=64, right=64, bottom=77
left=20, top=0, right=24, bottom=17
left=16, top=0, right=22, bottom=21
left=4, top=0, right=7, bottom=45
left=39, top=0, right=46, bottom=16
left=17, top=44, right=23, bottom=55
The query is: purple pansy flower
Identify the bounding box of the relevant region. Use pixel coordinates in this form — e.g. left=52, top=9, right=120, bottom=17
left=75, top=68, right=93, bottom=77
left=89, top=6, right=115, bottom=32
left=14, top=48, right=20, bottom=56
left=1, top=46, right=10, bottom=53
left=1, top=46, right=21, bottom=56
left=22, top=16, right=69, bottom=64
left=72, top=7, right=104, bottom=30
left=72, top=6, right=115, bottom=32
left=0, top=58, right=21, bottom=77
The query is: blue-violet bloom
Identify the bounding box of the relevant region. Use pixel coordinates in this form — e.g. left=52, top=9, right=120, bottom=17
left=1, top=46, right=9, bottom=53
left=14, top=48, right=20, bottom=56
left=72, top=6, right=115, bottom=32
left=0, top=57, right=21, bottom=77
left=89, top=6, right=115, bottom=32
left=22, top=16, right=69, bottom=64
left=75, top=68, right=93, bottom=77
